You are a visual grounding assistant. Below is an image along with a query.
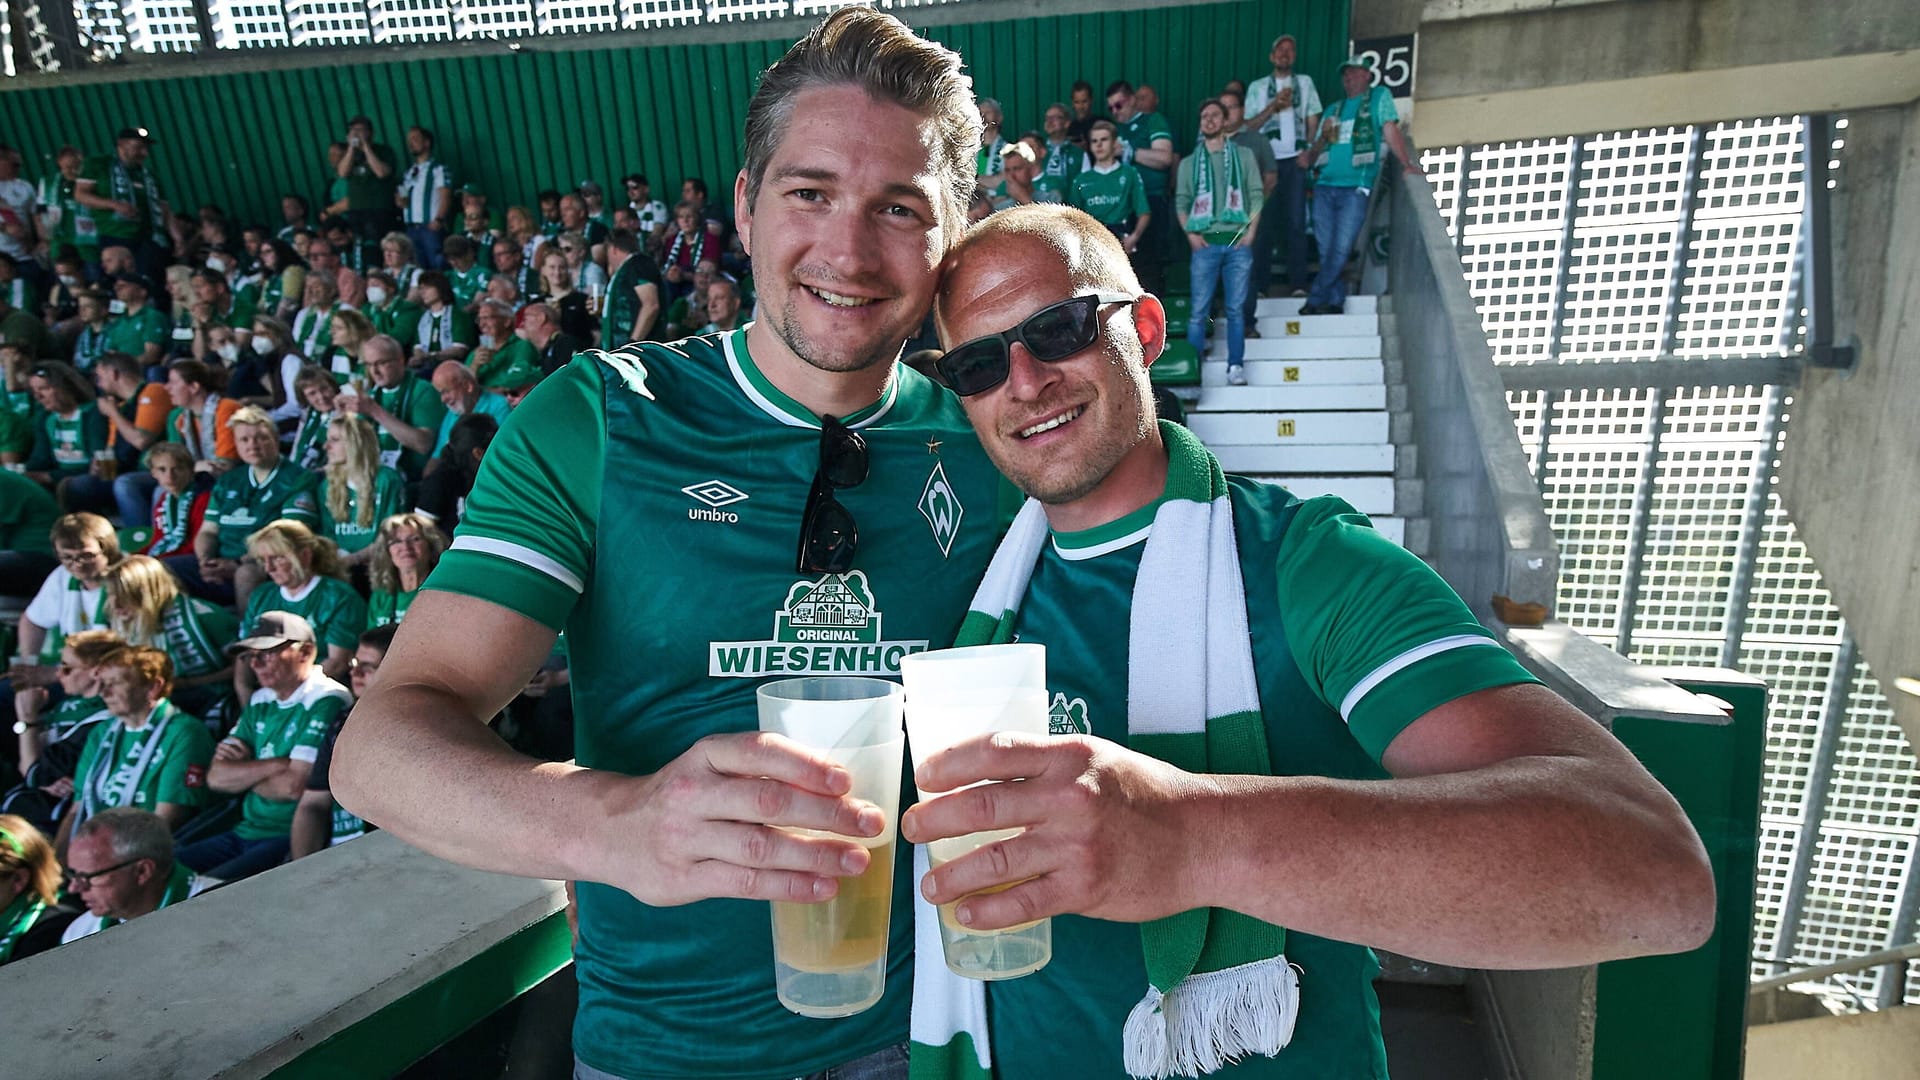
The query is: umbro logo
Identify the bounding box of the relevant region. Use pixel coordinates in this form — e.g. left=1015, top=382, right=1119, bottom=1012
left=683, top=480, right=748, bottom=523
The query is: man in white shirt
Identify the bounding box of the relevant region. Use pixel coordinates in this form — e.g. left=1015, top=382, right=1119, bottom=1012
left=1244, top=34, right=1323, bottom=301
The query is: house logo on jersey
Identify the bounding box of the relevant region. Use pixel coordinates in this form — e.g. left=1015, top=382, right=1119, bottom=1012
left=682, top=480, right=749, bottom=523
left=709, top=569, right=930, bottom=677
left=918, top=461, right=965, bottom=557
left=1049, top=692, right=1091, bottom=735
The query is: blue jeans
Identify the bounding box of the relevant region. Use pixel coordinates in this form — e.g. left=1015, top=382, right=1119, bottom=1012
left=1309, top=184, right=1370, bottom=308
left=575, top=1041, right=906, bottom=1080
left=407, top=223, right=445, bottom=270
left=177, top=830, right=290, bottom=882
left=1187, top=242, right=1254, bottom=368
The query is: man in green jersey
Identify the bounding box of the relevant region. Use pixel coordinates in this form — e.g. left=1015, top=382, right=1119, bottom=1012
left=1035, top=103, right=1087, bottom=205
left=180, top=612, right=346, bottom=881
left=600, top=229, right=663, bottom=349
left=102, top=273, right=167, bottom=369
left=173, top=405, right=317, bottom=608
left=1071, top=121, right=1151, bottom=262
left=58, top=645, right=212, bottom=850
left=1104, top=80, right=1178, bottom=295
left=335, top=10, right=1003, bottom=1080
left=74, top=128, right=171, bottom=282
left=901, top=206, right=1716, bottom=1078
left=341, top=334, right=447, bottom=480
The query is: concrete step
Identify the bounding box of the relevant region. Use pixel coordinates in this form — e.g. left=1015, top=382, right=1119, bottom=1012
left=1254, top=295, right=1379, bottom=317
left=1199, top=360, right=1395, bottom=391
left=1200, top=335, right=1382, bottom=361
left=1213, top=444, right=1396, bottom=474
left=1193, top=383, right=1387, bottom=410
left=1189, top=411, right=1389, bottom=445
left=1371, top=516, right=1406, bottom=547
left=1246, top=475, right=1397, bottom=515
left=1183, top=357, right=1383, bottom=386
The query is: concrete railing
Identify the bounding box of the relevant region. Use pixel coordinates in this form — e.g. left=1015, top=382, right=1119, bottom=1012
left=0, top=831, right=570, bottom=1078
left=1382, top=159, right=1561, bottom=622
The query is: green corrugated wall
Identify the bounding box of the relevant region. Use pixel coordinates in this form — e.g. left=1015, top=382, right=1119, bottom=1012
left=0, top=1, right=1346, bottom=228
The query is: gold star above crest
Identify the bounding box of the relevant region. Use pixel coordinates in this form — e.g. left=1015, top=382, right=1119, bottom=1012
left=925, top=437, right=942, bottom=455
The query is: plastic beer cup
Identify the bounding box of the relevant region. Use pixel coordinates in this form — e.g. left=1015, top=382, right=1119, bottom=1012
left=758, top=677, right=906, bottom=1018
left=900, top=643, right=1052, bottom=980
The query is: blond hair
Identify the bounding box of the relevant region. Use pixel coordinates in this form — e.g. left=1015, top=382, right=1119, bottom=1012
left=0, top=814, right=62, bottom=907
left=368, top=513, right=450, bottom=593
left=62, top=628, right=128, bottom=667
left=323, top=413, right=384, bottom=528
left=105, top=555, right=182, bottom=646
left=246, top=518, right=348, bottom=582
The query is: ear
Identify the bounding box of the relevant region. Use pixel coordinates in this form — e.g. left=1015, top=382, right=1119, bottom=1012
left=733, top=171, right=753, bottom=257
left=1134, top=294, right=1168, bottom=368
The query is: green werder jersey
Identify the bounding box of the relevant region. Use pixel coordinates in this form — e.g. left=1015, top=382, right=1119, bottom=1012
left=426, top=328, right=1007, bottom=1079
left=229, top=671, right=349, bottom=839
left=985, top=484, right=1539, bottom=1078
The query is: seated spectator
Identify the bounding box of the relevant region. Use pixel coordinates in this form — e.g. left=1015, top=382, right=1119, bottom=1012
left=377, top=232, right=422, bottom=301
left=504, top=206, right=542, bottom=271
left=58, top=645, right=213, bottom=843
left=990, top=141, right=1040, bottom=210
left=362, top=268, right=423, bottom=349
left=178, top=405, right=317, bottom=610
left=516, top=302, right=581, bottom=379
left=0, top=469, right=60, bottom=599
left=69, top=289, right=112, bottom=373
left=239, top=520, right=365, bottom=690
left=537, top=249, right=594, bottom=344
left=319, top=217, right=367, bottom=275
left=0, top=345, right=34, bottom=466
left=442, top=235, right=488, bottom=311
left=598, top=229, right=662, bottom=349
left=163, top=359, right=242, bottom=477
left=42, top=248, right=89, bottom=343
left=561, top=230, right=608, bottom=296
left=559, top=193, right=608, bottom=249
left=662, top=259, right=719, bottom=340
left=181, top=612, right=347, bottom=881
left=660, top=201, right=720, bottom=302
left=289, top=272, right=341, bottom=362
left=365, top=512, right=446, bottom=628
left=104, top=555, right=235, bottom=732
left=133, top=444, right=208, bottom=560
left=1071, top=119, right=1152, bottom=260
left=317, top=414, right=406, bottom=564
left=335, top=267, right=367, bottom=310
left=536, top=190, right=564, bottom=237
left=278, top=194, right=312, bottom=244
left=0, top=814, right=76, bottom=964
left=240, top=314, right=307, bottom=416
left=489, top=237, right=537, bottom=301
left=0, top=276, right=54, bottom=360
left=319, top=307, right=374, bottom=388
left=60, top=806, right=210, bottom=944
left=3, top=630, right=120, bottom=835
left=13, top=514, right=120, bottom=697
left=343, top=333, right=446, bottom=480
left=162, top=266, right=198, bottom=360
left=23, top=361, right=111, bottom=512
left=288, top=367, right=338, bottom=473
left=414, top=413, right=496, bottom=532
left=408, top=271, right=474, bottom=372
left=290, top=624, right=395, bottom=860
left=90, top=353, right=169, bottom=517
left=485, top=272, right=523, bottom=313
left=186, top=267, right=256, bottom=363
left=467, top=301, right=542, bottom=392
left=252, top=239, right=306, bottom=323
left=702, top=277, right=745, bottom=335
left=458, top=202, right=497, bottom=272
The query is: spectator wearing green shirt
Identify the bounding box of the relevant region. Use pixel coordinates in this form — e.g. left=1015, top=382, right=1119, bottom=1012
left=38, top=146, right=100, bottom=270
left=362, top=268, right=424, bottom=352
left=317, top=413, right=408, bottom=564
left=408, top=272, right=476, bottom=373
left=0, top=469, right=60, bottom=598
left=1036, top=104, right=1087, bottom=204
left=102, top=273, right=167, bottom=370
left=1301, top=58, right=1424, bottom=315
left=441, top=235, right=489, bottom=312
left=337, top=117, right=399, bottom=251
left=1105, top=80, right=1178, bottom=295
left=187, top=267, right=257, bottom=361
left=364, top=512, right=447, bottom=630
left=467, top=302, right=542, bottom=392
left=73, top=128, right=171, bottom=282
left=340, top=333, right=447, bottom=480
left=600, top=230, right=663, bottom=349
left=104, top=555, right=237, bottom=726
left=239, top=521, right=366, bottom=696
left=1070, top=120, right=1152, bottom=262
left=24, top=362, right=110, bottom=510
left=0, top=281, right=53, bottom=362
left=58, top=645, right=213, bottom=848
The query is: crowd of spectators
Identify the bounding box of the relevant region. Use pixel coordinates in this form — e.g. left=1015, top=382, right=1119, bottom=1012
left=0, top=33, right=1417, bottom=967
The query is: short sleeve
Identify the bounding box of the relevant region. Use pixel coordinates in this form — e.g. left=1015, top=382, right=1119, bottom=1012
left=23, top=569, right=67, bottom=632
left=407, top=380, right=450, bottom=433
left=1275, top=496, right=1540, bottom=762
left=156, top=720, right=214, bottom=807
left=424, top=357, right=605, bottom=630
left=289, top=692, right=346, bottom=763
left=322, top=586, right=368, bottom=650
left=308, top=718, right=343, bottom=791
left=1375, top=87, right=1399, bottom=124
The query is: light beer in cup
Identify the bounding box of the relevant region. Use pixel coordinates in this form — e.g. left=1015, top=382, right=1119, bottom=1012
left=900, top=643, right=1052, bottom=980
left=758, top=676, right=906, bottom=1018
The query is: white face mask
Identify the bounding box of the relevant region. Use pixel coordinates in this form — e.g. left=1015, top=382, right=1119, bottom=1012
left=478, top=334, right=495, bottom=349
left=206, top=257, right=229, bottom=274
left=251, top=335, right=275, bottom=355
left=367, top=285, right=390, bottom=305
left=217, top=343, right=240, bottom=362
left=58, top=274, right=79, bottom=288
left=109, top=299, right=128, bottom=315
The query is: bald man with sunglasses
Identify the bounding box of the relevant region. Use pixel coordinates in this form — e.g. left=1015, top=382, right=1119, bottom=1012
left=901, top=204, right=1715, bottom=1078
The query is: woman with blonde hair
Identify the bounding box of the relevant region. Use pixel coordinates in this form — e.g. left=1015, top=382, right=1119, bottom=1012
left=0, top=814, right=75, bottom=964
left=365, top=513, right=448, bottom=628
left=318, top=413, right=406, bottom=564
left=239, top=520, right=366, bottom=691
left=323, top=307, right=376, bottom=384
left=289, top=367, right=341, bottom=472
left=105, top=555, right=238, bottom=723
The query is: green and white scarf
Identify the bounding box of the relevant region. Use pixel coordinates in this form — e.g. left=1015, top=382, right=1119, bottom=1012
left=1186, top=140, right=1250, bottom=234
left=74, top=701, right=182, bottom=830
left=911, top=422, right=1299, bottom=1079
left=107, top=157, right=168, bottom=238
left=1344, top=90, right=1380, bottom=170
left=0, top=827, right=49, bottom=965
left=97, top=862, right=197, bottom=931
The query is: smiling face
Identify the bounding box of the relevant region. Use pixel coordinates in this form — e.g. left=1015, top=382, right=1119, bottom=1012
left=736, top=84, right=951, bottom=381
left=386, top=525, right=425, bottom=572
left=1198, top=102, right=1227, bottom=139
left=939, top=233, right=1162, bottom=531
left=301, top=379, right=338, bottom=414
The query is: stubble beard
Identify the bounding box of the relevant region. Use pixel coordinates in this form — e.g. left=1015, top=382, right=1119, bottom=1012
left=766, top=289, right=905, bottom=376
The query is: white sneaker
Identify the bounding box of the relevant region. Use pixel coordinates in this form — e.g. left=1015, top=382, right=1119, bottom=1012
left=1226, top=364, right=1248, bottom=386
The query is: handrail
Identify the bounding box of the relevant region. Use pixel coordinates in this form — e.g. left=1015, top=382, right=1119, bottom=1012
left=1753, top=942, right=1920, bottom=995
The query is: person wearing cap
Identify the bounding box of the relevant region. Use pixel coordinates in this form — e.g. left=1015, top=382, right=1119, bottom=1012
left=175, top=611, right=348, bottom=881
left=75, top=129, right=170, bottom=283
left=102, top=272, right=167, bottom=368
left=1300, top=58, right=1422, bottom=316
left=1245, top=34, right=1323, bottom=305
left=621, top=173, right=670, bottom=256
left=578, top=179, right=613, bottom=232
left=397, top=126, right=453, bottom=272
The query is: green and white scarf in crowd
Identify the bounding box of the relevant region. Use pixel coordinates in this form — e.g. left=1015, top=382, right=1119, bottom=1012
left=1344, top=89, right=1380, bottom=169
left=910, top=422, right=1299, bottom=1080
left=96, top=862, right=197, bottom=932
left=0, top=828, right=48, bottom=965
left=107, top=157, right=168, bottom=239
left=1185, top=140, right=1250, bottom=234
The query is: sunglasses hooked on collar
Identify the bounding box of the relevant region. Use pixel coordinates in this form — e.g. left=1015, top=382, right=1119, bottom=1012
left=936, top=293, right=1138, bottom=397
left=796, top=414, right=869, bottom=574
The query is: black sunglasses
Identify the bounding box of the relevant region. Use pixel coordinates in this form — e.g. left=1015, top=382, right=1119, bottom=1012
left=796, top=415, right=869, bottom=574
left=936, top=293, right=1138, bottom=397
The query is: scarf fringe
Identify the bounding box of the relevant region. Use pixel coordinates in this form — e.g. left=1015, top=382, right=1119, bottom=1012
left=1122, top=956, right=1300, bottom=1080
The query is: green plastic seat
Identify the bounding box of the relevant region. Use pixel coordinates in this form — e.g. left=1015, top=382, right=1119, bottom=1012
left=1150, top=339, right=1201, bottom=386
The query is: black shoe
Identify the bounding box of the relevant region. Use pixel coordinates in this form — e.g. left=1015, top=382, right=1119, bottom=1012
left=1299, top=303, right=1324, bottom=315
left=1325, top=303, right=1344, bottom=315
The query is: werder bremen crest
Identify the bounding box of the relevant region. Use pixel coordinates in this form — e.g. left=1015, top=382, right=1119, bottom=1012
left=918, top=460, right=965, bottom=557
left=708, top=570, right=930, bottom=677
left=1049, top=691, right=1090, bottom=735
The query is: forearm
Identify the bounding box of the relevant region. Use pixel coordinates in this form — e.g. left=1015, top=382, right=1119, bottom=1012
left=1134, top=147, right=1176, bottom=169
left=368, top=405, right=433, bottom=454
left=194, top=524, right=221, bottom=560
left=18, top=619, right=46, bottom=659
left=208, top=756, right=286, bottom=794
left=290, top=796, right=331, bottom=859
left=1190, top=758, right=1713, bottom=968
left=254, top=765, right=310, bottom=802
left=1384, top=123, right=1421, bottom=171
left=333, top=681, right=619, bottom=882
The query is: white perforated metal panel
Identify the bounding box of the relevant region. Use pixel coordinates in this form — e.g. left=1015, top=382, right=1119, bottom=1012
left=369, top=0, right=452, bottom=42
left=211, top=0, right=290, bottom=47
left=535, top=0, right=614, bottom=34
left=284, top=0, right=369, bottom=45
left=123, top=0, right=201, bottom=51
left=455, top=0, right=533, bottom=37
left=620, top=0, right=698, bottom=27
